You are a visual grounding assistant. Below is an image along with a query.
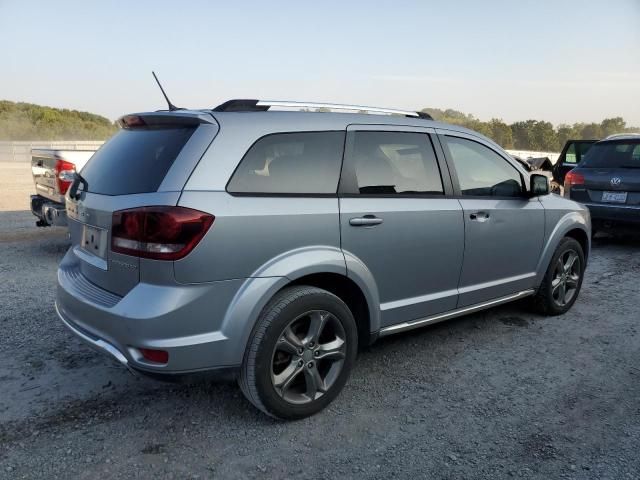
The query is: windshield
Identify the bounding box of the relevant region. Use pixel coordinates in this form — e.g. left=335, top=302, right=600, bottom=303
left=580, top=141, right=640, bottom=168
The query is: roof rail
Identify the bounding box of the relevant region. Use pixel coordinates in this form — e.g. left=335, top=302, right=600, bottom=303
left=604, top=132, right=640, bottom=140
left=212, top=99, right=433, bottom=120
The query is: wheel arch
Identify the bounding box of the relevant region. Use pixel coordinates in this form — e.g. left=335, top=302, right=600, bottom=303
left=220, top=246, right=381, bottom=365
left=287, top=272, right=375, bottom=348
left=535, top=212, right=591, bottom=284
left=564, top=227, right=589, bottom=263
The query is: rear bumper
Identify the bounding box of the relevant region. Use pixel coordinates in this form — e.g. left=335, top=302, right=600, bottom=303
left=56, top=248, right=248, bottom=375
left=31, top=194, right=67, bottom=226
left=55, top=301, right=133, bottom=371
left=584, top=202, right=640, bottom=226
left=56, top=303, right=238, bottom=381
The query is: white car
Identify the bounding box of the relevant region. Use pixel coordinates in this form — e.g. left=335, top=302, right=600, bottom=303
left=30, top=149, right=96, bottom=226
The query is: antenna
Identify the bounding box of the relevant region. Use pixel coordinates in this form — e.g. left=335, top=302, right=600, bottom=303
left=152, top=71, right=180, bottom=111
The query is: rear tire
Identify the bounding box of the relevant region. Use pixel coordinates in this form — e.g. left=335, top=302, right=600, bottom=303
left=530, top=237, right=585, bottom=316
left=239, top=286, right=358, bottom=420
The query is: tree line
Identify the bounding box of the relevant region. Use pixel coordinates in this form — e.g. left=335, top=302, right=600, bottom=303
left=0, top=100, right=117, bottom=141
left=421, top=107, right=638, bottom=152
left=1, top=99, right=637, bottom=152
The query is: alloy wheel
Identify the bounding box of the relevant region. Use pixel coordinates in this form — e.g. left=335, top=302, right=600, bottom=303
left=551, top=249, right=581, bottom=307
left=271, top=310, right=346, bottom=404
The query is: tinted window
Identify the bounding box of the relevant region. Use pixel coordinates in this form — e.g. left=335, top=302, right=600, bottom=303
left=564, top=143, right=577, bottom=164
left=346, top=131, right=443, bottom=195
left=446, top=136, right=523, bottom=197
left=227, top=132, right=345, bottom=194
left=580, top=141, right=640, bottom=168
left=577, top=142, right=594, bottom=161
left=80, top=127, right=195, bottom=195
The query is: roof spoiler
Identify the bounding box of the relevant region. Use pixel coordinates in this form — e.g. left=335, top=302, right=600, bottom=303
left=117, top=111, right=215, bottom=128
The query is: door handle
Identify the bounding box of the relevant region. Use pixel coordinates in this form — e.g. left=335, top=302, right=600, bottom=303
left=469, top=211, right=490, bottom=222
left=349, top=215, right=383, bottom=227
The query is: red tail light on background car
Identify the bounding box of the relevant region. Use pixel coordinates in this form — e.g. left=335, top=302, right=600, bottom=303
left=55, top=158, right=76, bottom=195
left=564, top=170, right=585, bottom=197
left=111, top=206, right=214, bottom=260
left=564, top=170, right=585, bottom=188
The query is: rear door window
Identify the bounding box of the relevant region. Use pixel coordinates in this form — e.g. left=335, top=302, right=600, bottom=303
left=227, top=131, right=345, bottom=194
left=80, top=126, right=196, bottom=195
left=341, top=131, right=444, bottom=195
left=580, top=141, right=640, bottom=168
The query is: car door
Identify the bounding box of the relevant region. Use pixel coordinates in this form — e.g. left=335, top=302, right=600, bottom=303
left=437, top=130, right=545, bottom=307
left=339, top=125, right=464, bottom=327
left=553, top=140, right=596, bottom=185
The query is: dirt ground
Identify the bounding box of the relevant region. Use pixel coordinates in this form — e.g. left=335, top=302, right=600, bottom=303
left=0, top=161, right=639, bottom=479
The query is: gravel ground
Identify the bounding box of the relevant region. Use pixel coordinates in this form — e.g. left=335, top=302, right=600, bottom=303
left=1, top=162, right=639, bottom=479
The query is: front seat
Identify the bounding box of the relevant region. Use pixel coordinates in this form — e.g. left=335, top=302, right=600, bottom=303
left=354, top=148, right=396, bottom=194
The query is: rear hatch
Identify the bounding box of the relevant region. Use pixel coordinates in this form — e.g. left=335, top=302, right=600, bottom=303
left=65, top=111, right=218, bottom=296
left=569, top=139, right=640, bottom=206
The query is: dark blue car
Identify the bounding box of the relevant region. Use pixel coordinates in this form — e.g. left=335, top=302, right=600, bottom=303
left=565, top=134, right=640, bottom=235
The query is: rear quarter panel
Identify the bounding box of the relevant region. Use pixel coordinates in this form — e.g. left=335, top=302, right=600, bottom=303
left=175, top=192, right=342, bottom=282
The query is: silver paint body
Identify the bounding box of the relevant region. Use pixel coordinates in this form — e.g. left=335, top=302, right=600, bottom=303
left=55, top=109, right=591, bottom=375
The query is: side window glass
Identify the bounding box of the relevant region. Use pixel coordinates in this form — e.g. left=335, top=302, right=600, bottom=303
left=445, top=136, right=523, bottom=197
left=576, top=142, right=593, bottom=162
left=347, top=131, right=444, bottom=195
left=227, top=131, right=345, bottom=194
left=565, top=143, right=577, bottom=164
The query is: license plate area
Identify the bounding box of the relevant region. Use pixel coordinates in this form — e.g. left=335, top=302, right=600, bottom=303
left=601, top=191, right=628, bottom=203
left=81, top=224, right=108, bottom=259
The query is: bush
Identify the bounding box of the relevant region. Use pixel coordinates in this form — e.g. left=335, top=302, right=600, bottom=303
left=421, top=107, right=637, bottom=151
left=0, top=100, right=117, bottom=141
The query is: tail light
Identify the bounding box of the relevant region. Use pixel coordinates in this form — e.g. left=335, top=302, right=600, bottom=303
left=564, top=170, right=585, bottom=197
left=55, top=159, right=76, bottom=195
left=111, top=206, right=214, bottom=260
left=564, top=170, right=585, bottom=188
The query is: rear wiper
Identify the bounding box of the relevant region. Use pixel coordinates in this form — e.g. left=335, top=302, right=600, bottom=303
left=68, top=172, right=88, bottom=200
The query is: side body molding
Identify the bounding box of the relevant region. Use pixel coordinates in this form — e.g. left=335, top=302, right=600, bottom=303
left=218, top=246, right=381, bottom=365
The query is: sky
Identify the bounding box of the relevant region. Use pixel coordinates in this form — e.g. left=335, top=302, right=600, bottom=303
left=1, top=0, right=639, bottom=125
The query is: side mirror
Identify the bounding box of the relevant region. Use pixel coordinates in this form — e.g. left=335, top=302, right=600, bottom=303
left=530, top=174, right=549, bottom=196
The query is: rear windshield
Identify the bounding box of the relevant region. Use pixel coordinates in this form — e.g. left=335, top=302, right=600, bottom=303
left=80, top=126, right=196, bottom=195
left=580, top=141, right=640, bottom=169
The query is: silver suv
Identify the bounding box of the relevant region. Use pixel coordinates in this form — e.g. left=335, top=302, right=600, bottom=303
left=56, top=100, right=591, bottom=419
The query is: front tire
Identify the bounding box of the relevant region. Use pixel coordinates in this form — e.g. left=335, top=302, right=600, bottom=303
left=531, top=237, right=585, bottom=316
left=239, top=286, right=358, bottom=420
